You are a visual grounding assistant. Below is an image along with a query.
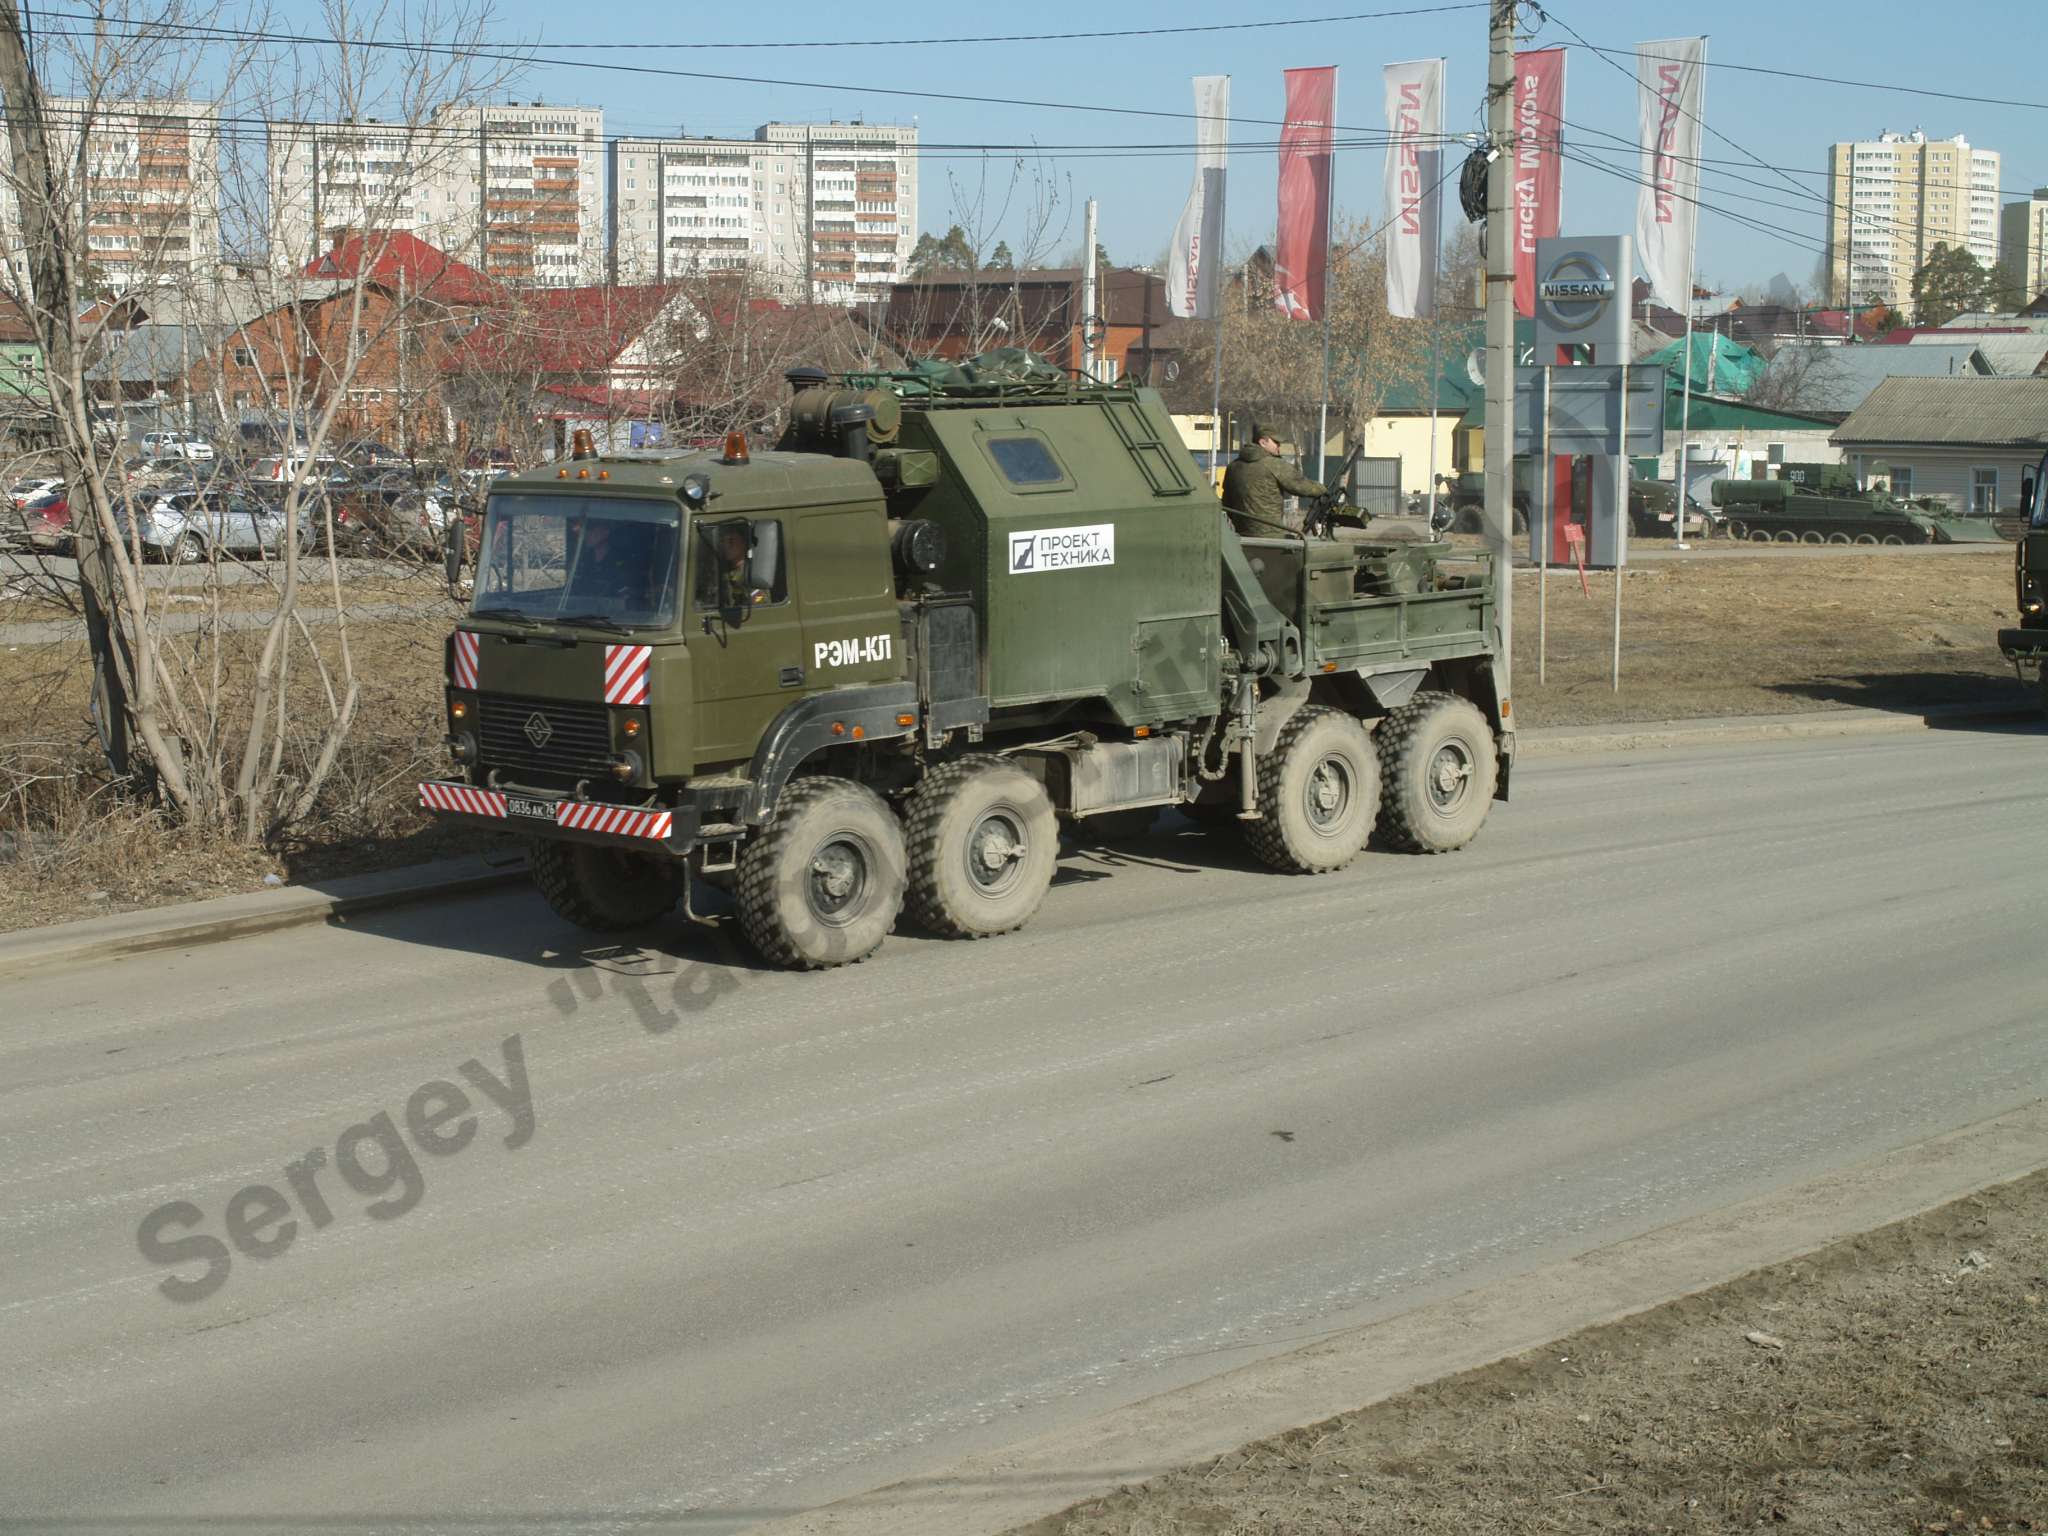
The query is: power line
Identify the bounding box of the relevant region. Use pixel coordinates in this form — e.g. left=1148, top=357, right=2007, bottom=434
left=23, top=14, right=1442, bottom=139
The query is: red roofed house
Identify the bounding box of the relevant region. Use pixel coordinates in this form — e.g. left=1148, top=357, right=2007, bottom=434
left=186, top=231, right=501, bottom=450
left=440, top=283, right=710, bottom=459
left=302, top=228, right=500, bottom=308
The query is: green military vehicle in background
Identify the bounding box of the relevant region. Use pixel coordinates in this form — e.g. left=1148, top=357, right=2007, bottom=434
left=421, top=358, right=1511, bottom=968
left=1998, top=448, right=2048, bottom=713
left=1712, top=463, right=2005, bottom=545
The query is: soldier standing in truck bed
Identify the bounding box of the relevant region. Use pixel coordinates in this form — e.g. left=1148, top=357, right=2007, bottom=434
left=1221, top=424, right=1328, bottom=537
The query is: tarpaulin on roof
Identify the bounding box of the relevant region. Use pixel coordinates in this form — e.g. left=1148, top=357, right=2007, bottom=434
left=1643, top=331, right=1764, bottom=396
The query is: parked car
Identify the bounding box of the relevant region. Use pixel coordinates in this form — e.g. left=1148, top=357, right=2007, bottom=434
left=124, top=489, right=285, bottom=562
left=334, top=438, right=405, bottom=470
left=22, top=488, right=72, bottom=553
left=9, top=475, right=64, bottom=510
left=1627, top=478, right=1723, bottom=539
left=139, top=430, right=215, bottom=463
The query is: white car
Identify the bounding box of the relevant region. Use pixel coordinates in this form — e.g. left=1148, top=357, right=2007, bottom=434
left=140, top=431, right=215, bottom=463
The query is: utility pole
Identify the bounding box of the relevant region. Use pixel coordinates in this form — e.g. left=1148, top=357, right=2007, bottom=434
left=0, top=0, right=133, bottom=780
left=804, top=133, right=815, bottom=308
left=1484, top=0, right=1517, bottom=705
left=1080, top=197, right=1099, bottom=382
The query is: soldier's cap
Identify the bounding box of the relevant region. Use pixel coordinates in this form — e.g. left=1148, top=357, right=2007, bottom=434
left=1249, top=422, right=1276, bottom=442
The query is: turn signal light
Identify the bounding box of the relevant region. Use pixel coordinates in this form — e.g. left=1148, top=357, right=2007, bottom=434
left=621, top=716, right=642, bottom=737
left=722, top=431, right=750, bottom=465
left=830, top=721, right=845, bottom=736
left=1133, top=726, right=1152, bottom=738
left=851, top=725, right=865, bottom=740
left=895, top=712, right=916, bottom=727
left=2026, top=599, right=2044, bottom=614
left=449, top=699, right=468, bottom=720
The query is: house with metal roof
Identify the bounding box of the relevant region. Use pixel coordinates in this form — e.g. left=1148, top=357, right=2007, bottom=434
left=1750, top=342, right=1993, bottom=420
left=1833, top=376, right=2048, bottom=516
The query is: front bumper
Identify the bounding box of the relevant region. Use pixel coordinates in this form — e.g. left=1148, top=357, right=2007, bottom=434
left=419, top=779, right=693, bottom=850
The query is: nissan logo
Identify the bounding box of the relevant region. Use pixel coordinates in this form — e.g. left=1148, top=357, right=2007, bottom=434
left=1536, top=251, right=1617, bottom=332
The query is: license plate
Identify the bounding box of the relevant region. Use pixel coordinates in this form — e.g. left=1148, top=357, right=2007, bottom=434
left=505, top=794, right=557, bottom=822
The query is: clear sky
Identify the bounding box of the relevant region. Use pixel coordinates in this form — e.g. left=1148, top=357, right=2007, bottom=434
left=297, top=0, right=2046, bottom=295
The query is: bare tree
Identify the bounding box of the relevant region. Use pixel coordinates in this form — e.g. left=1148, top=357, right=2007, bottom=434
left=1182, top=219, right=1446, bottom=467
left=0, top=0, right=513, bottom=840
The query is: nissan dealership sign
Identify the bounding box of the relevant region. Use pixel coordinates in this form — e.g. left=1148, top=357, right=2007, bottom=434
left=1532, top=235, right=1630, bottom=354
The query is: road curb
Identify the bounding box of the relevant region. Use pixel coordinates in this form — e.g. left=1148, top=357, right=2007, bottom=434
left=757, top=1100, right=2048, bottom=1536
left=1517, top=701, right=2033, bottom=758
left=0, top=852, right=529, bottom=979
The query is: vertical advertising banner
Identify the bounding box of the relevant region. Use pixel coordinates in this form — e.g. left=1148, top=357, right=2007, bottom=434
left=1381, top=58, right=1443, bottom=320
left=1512, top=47, right=1565, bottom=319
left=1168, top=75, right=1231, bottom=320
left=1274, top=65, right=1337, bottom=322
left=1636, top=36, right=1706, bottom=312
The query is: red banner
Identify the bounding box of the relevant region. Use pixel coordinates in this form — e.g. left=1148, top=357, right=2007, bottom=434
left=1512, top=48, right=1565, bottom=319
left=1274, top=66, right=1336, bottom=322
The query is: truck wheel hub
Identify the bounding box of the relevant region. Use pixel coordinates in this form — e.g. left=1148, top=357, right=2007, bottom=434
left=1305, top=759, right=1351, bottom=828
left=1429, top=744, right=1472, bottom=808
left=808, top=837, right=870, bottom=919
left=967, top=810, right=1026, bottom=891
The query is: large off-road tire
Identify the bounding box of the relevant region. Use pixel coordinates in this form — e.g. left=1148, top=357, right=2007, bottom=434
left=531, top=838, right=682, bottom=932
left=1375, top=691, right=1499, bottom=854
left=1727, top=520, right=1748, bottom=540
left=904, top=755, right=1057, bottom=938
left=1245, top=706, right=1380, bottom=874
left=736, top=776, right=905, bottom=968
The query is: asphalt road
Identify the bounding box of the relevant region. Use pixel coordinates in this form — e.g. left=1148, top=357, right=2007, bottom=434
left=4, top=727, right=2046, bottom=1534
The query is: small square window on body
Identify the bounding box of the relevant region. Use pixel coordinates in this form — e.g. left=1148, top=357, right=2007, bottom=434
left=987, top=436, right=1065, bottom=485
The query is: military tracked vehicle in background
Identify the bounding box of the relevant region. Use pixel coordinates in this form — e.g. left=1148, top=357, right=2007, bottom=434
left=1711, top=463, right=2005, bottom=546
left=419, top=357, right=1512, bottom=968
left=1998, top=449, right=2048, bottom=713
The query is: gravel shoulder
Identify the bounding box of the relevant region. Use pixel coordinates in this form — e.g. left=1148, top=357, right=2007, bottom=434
left=1024, top=1168, right=2048, bottom=1536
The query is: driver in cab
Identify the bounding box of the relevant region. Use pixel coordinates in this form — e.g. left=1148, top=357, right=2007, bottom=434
left=698, top=523, right=760, bottom=612
left=564, top=514, right=657, bottom=607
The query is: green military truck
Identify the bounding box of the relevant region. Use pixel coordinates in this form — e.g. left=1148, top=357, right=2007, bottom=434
left=1998, top=448, right=2048, bottom=713
left=420, top=366, right=1511, bottom=968
left=1712, top=464, right=2004, bottom=545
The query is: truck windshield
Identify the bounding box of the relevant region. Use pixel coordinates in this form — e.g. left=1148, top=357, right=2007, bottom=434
left=472, top=493, right=682, bottom=629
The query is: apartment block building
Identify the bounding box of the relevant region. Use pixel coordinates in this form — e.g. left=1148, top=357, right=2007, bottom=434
left=2000, top=190, right=2048, bottom=303
left=1824, top=130, right=2001, bottom=308
left=0, top=98, right=221, bottom=287
left=268, top=102, right=604, bottom=287
left=606, top=120, right=917, bottom=305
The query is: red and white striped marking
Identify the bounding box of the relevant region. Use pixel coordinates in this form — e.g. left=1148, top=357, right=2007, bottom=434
left=556, top=801, right=673, bottom=840
left=451, top=630, right=479, bottom=690
left=603, top=644, right=652, bottom=705
left=419, top=780, right=506, bottom=818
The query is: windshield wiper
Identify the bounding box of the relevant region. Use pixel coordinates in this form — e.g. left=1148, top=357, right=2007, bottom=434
left=556, top=613, right=634, bottom=634
left=470, top=606, right=539, bottom=627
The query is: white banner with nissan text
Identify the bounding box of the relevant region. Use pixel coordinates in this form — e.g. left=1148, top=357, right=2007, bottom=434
left=1167, top=75, right=1230, bottom=320
left=1381, top=58, right=1443, bottom=320
left=1635, top=36, right=1705, bottom=313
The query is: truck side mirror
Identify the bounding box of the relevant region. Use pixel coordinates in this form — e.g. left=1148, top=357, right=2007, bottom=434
left=2023, top=471, right=2036, bottom=522
left=444, top=517, right=466, bottom=588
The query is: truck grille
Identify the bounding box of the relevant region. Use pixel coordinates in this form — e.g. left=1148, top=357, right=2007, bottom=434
left=476, top=693, right=614, bottom=780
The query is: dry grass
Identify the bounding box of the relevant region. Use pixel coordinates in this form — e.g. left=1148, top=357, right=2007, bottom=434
left=0, top=597, right=495, bottom=932
left=1027, top=1171, right=2048, bottom=1536
left=1508, top=552, right=2019, bottom=728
